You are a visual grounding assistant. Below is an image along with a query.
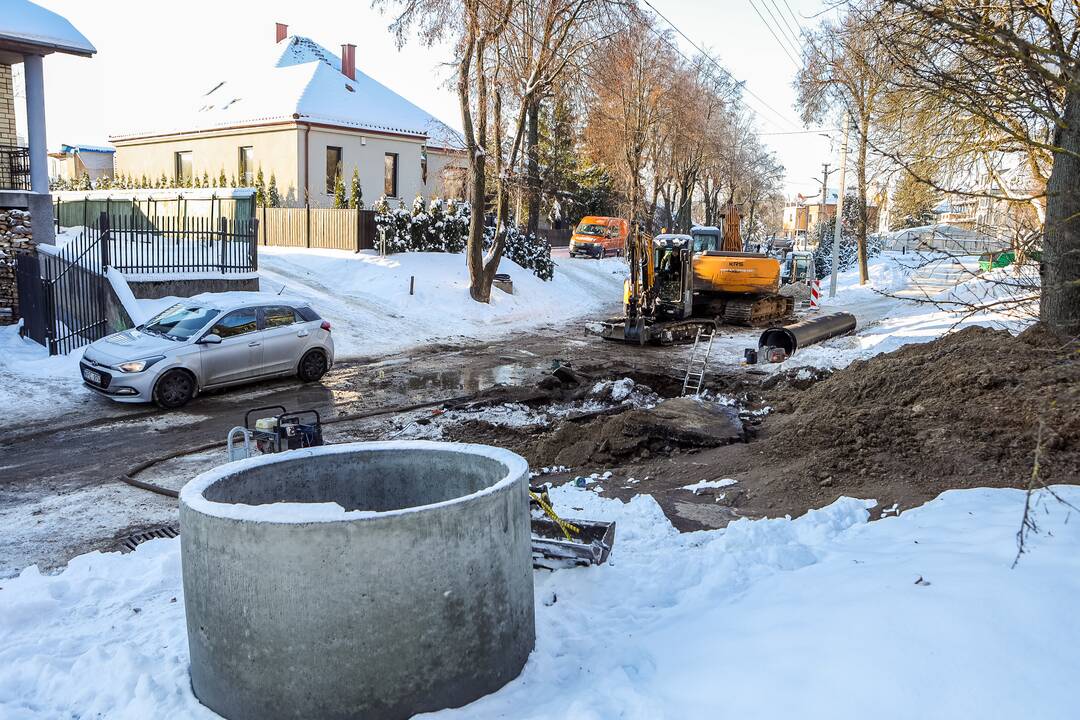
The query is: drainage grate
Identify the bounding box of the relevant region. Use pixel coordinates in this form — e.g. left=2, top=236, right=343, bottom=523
left=115, top=525, right=180, bottom=553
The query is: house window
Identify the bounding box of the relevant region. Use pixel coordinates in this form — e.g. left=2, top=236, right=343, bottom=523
left=384, top=152, right=398, bottom=197
left=326, top=146, right=342, bottom=194
left=174, top=151, right=192, bottom=185
left=420, top=146, right=428, bottom=185
left=238, top=146, right=254, bottom=186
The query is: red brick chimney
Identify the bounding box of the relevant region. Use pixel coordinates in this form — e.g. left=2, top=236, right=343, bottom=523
left=341, top=43, right=356, bottom=80
left=275, top=23, right=288, bottom=43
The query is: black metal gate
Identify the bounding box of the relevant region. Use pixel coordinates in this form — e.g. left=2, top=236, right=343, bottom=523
left=14, top=252, right=47, bottom=345
left=16, top=216, right=110, bottom=355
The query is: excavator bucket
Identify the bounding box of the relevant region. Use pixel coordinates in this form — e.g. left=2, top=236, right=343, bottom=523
left=599, top=317, right=649, bottom=344
left=531, top=517, right=616, bottom=570
left=529, top=484, right=616, bottom=569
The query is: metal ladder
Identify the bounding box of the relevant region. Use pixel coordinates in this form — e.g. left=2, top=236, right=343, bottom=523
left=682, top=325, right=716, bottom=396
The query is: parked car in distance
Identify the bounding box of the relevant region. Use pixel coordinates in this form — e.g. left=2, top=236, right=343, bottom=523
left=569, top=216, right=629, bottom=258
left=79, top=293, right=334, bottom=409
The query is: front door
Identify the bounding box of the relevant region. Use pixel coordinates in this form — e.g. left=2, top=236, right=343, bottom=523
left=200, top=308, right=261, bottom=386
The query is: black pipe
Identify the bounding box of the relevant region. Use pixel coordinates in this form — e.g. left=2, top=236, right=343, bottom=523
left=758, top=312, right=857, bottom=357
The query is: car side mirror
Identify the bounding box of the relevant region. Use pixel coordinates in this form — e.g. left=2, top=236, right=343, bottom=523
left=199, top=333, right=223, bottom=345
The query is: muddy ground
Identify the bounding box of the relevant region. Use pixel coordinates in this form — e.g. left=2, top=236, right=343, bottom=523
left=400, top=325, right=1079, bottom=531
left=4, top=321, right=1076, bottom=575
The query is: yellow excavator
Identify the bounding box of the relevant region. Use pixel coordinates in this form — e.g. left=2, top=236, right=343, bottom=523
left=601, top=222, right=794, bottom=345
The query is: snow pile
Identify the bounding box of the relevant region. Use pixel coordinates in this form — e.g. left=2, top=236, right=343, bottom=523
left=705, top=251, right=1040, bottom=373
left=680, top=478, right=738, bottom=494
left=258, top=247, right=627, bottom=358
left=1, top=486, right=1077, bottom=718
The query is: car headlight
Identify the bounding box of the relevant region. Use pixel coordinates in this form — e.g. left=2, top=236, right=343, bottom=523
left=116, top=356, right=166, bottom=373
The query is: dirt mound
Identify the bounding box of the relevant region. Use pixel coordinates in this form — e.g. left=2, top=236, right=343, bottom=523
left=533, top=397, right=744, bottom=468
left=763, top=325, right=1080, bottom=502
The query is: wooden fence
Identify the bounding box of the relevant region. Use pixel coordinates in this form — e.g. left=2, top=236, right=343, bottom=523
left=258, top=207, right=378, bottom=251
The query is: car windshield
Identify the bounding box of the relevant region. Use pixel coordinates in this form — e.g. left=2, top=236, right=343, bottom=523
left=141, top=303, right=220, bottom=340
left=577, top=223, right=611, bottom=237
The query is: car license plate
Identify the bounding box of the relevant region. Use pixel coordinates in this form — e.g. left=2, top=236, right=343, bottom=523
left=83, top=368, right=101, bottom=385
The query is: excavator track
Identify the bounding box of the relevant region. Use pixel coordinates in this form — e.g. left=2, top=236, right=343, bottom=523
left=721, top=294, right=795, bottom=327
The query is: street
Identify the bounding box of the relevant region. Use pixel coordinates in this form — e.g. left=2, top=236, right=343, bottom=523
left=0, top=318, right=678, bottom=576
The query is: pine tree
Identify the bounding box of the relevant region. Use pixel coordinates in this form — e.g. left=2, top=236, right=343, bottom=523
left=350, top=168, right=362, bottom=209
left=229, top=174, right=237, bottom=188
left=140, top=174, right=149, bottom=189
left=158, top=172, right=168, bottom=189
left=201, top=171, right=210, bottom=189
left=890, top=166, right=939, bottom=230
left=218, top=168, right=228, bottom=188
left=255, top=168, right=266, bottom=206
left=333, top=173, right=347, bottom=209
left=193, top=174, right=202, bottom=189
left=268, top=173, right=281, bottom=208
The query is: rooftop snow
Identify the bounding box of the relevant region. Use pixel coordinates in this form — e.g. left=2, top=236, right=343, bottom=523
left=0, top=1, right=95, bottom=56
left=111, top=35, right=463, bottom=149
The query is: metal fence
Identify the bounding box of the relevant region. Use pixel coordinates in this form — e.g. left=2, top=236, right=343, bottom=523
left=258, top=206, right=379, bottom=251
left=19, top=212, right=258, bottom=355
left=54, top=192, right=256, bottom=232
left=21, top=226, right=111, bottom=355
left=107, top=214, right=259, bottom=274
left=0, top=145, right=31, bottom=191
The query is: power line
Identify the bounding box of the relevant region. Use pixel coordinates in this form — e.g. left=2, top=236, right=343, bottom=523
left=638, top=0, right=801, bottom=132
left=769, top=0, right=804, bottom=52
left=760, top=128, right=839, bottom=135
left=781, top=0, right=805, bottom=32
left=762, top=0, right=803, bottom=61
left=747, top=0, right=801, bottom=69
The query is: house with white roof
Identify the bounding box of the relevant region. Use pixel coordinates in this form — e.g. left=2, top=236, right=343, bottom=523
left=110, top=24, right=466, bottom=208
left=49, top=143, right=115, bottom=185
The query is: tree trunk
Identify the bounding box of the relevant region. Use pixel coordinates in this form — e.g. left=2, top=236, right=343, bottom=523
left=1041, top=83, right=1080, bottom=337
left=464, top=37, right=490, bottom=303
left=856, top=114, right=870, bottom=284
left=525, top=98, right=541, bottom=238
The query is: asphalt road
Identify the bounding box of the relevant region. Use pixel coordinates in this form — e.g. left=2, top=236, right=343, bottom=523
left=0, top=320, right=674, bottom=576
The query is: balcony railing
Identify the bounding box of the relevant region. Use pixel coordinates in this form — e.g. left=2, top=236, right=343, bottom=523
left=0, top=145, right=32, bottom=191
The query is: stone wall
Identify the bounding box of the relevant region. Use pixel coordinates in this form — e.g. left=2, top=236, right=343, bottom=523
left=0, top=65, right=17, bottom=147
left=0, top=207, right=34, bottom=324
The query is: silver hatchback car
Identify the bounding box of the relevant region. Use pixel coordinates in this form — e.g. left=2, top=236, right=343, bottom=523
left=80, top=293, right=335, bottom=409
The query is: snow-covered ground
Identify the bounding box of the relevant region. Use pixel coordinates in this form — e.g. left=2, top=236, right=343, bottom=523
left=704, top=251, right=1038, bottom=373
left=256, top=247, right=627, bottom=357
left=2, top=485, right=1076, bottom=719
left=0, top=246, right=1036, bottom=425
left=0, top=249, right=626, bottom=425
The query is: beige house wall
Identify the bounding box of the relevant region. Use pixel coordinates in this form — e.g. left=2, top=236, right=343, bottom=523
left=113, top=125, right=302, bottom=202
left=113, top=122, right=467, bottom=208
left=302, top=125, right=426, bottom=208
left=0, top=64, right=17, bottom=147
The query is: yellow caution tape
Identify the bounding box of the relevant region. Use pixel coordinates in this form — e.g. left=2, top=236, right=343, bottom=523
left=530, top=491, right=581, bottom=541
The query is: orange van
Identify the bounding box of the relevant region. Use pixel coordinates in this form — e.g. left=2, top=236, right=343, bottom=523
left=569, top=216, right=629, bottom=258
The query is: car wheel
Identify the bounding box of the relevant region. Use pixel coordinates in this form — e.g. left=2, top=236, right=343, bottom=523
left=154, top=369, right=195, bottom=409
left=298, top=349, right=328, bottom=382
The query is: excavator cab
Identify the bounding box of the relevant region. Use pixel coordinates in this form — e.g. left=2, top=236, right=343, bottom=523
left=650, top=234, right=693, bottom=319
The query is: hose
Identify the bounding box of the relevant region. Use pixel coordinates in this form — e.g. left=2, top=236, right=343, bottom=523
left=119, top=394, right=475, bottom=498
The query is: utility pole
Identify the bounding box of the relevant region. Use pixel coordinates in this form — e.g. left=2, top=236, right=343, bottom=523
left=828, top=114, right=851, bottom=298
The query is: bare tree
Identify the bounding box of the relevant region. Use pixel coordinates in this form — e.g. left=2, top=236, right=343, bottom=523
left=381, top=0, right=610, bottom=302
left=585, top=12, right=675, bottom=240
left=797, top=0, right=893, bottom=284
left=863, top=0, right=1079, bottom=336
